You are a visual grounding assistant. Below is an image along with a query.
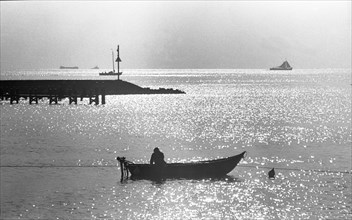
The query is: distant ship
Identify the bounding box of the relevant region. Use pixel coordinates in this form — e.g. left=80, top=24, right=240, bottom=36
left=270, top=60, right=292, bottom=70
left=60, top=66, right=78, bottom=69
left=92, top=66, right=99, bottom=69
left=99, top=45, right=123, bottom=80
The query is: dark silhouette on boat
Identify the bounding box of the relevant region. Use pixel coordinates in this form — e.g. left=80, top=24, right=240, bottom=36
left=150, top=147, right=167, bottom=166
left=116, top=151, right=246, bottom=181
left=270, top=60, right=292, bottom=70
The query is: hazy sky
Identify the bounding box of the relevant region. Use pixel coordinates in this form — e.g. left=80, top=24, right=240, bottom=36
left=1, top=1, right=351, bottom=70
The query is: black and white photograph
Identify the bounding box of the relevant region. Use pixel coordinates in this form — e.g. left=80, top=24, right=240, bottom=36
left=0, top=1, right=351, bottom=219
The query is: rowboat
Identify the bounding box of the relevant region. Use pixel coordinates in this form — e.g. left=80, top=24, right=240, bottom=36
left=116, top=151, right=246, bottom=180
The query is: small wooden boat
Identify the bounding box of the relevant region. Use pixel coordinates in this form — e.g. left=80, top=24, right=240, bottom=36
left=117, top=151, right=246, bottom=180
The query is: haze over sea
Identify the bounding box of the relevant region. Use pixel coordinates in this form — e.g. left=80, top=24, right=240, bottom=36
left=0, top=69, right=351, bottom=219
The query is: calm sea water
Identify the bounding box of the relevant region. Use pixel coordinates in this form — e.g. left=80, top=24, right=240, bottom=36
left=1, top=69, right=351, bottom=219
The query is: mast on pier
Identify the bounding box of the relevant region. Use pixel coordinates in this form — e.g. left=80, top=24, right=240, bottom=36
left=112, top=49, right=115, bottom=73
left=115, top=45, right=122, bottom=80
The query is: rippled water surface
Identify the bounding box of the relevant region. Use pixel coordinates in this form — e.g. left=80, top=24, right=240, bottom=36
left=1, top=69, right=351, bottom=219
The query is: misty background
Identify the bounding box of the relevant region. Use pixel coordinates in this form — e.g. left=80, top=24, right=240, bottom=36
left=1, top=1, right=351, bottom=70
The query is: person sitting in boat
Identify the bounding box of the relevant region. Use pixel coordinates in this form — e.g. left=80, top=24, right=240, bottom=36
left=150, top=147, right=166, bottom=165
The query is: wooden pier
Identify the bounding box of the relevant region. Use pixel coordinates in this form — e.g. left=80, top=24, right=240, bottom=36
left=0, top=79, right=184, bottom=105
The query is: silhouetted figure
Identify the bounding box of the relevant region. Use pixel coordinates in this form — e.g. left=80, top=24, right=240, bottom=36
left=150, top=147, right=166, bottom=166
left=268, top=168, right=275, bottom=179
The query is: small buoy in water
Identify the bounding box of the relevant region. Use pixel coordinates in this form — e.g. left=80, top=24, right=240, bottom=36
left=268, top=168, right=275, bottom=179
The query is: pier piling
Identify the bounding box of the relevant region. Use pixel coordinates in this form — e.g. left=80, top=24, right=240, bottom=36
left=102, top=89, right=106, bottom=105
left=0, top=89, right=4, bottom=101
left=10, top=90, right=19, bottom=104
left=29, top=89, right=39, bottom=104
left=49, top=89, right=58, bottom=105
left=49, top=95, right=58, bottom=105
left=68, top=89, right=78, bottom=105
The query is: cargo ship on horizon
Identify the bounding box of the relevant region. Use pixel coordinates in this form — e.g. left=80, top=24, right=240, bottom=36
left=60, top=66, right=79, bottom=69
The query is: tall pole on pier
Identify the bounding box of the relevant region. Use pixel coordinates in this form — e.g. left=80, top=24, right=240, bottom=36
left=115, top=45, right=122, bottom=80
left=117, top=45, right=120, bottom=74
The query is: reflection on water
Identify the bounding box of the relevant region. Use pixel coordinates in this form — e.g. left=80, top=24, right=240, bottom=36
left=1, top=167, right=349, bottom=219
left=1, top=69, right=351, bottom=219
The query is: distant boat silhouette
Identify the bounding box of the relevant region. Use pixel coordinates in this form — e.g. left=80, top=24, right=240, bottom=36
left=270, top=60, right=292, bottom=70
left=99, top=71, right=117, bottom=75
left=60, top=66, right=78, bottom=69
left=92, top=66, right=99, bottom=69
left=99, top=45, right=123, bottom=80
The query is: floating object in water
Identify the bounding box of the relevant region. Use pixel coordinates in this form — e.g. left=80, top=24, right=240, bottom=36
left=268, top=168, right=275, bottom=179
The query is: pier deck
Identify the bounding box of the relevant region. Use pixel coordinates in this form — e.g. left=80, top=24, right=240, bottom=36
left=0, top=79, right=185, bottom=105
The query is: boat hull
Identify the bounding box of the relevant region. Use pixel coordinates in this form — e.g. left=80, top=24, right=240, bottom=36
left=60, top=66, right=79, bottom=69
left=269, top=67, right=292, bottom=70
left=125, top=151, right=246, bottom=179
left=99, top=72, right=122, bottom=76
